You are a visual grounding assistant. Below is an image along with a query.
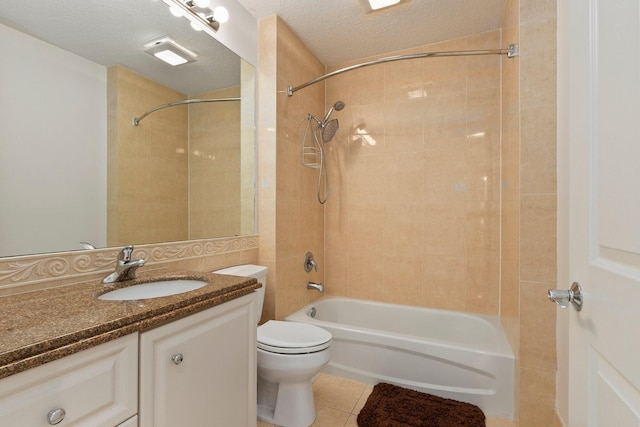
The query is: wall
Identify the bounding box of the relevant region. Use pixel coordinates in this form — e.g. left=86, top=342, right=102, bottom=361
left=501, top=0, right=522, bottom=423
left=515, top=0, right=559, bottom=425
left=257, top=16, right=325, bottom=322
left=324, top=33, right=502, bottom=315
left=108, top=68, right=248, bottom=245
left=107, top=66, right=189, bottom=246
left=240, top=60, right=257, bottom=235
left=189, top=86, right=242, bottom=239
left=0, top=23, right=107, bottom=257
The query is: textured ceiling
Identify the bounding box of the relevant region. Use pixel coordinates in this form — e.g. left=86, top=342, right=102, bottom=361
left=237, top=0, right=507, bottom=66
left=0, top=0, right=240, bottom=95
left=1, top=0, right=508, bottom=94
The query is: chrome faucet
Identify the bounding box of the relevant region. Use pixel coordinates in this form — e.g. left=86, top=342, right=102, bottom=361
left=307, top=282, right=324, bottom=293
left=102, top=245, right=146, bottom=284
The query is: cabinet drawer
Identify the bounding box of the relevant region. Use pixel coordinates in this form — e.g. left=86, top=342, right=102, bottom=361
left=0, top=333, right=138, bottom=427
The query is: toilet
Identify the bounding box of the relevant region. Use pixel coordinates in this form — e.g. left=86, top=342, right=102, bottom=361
left=214, top=264, right=332, bottom=427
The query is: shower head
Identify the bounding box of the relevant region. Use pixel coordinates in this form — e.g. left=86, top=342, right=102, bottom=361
left=322, top=101, right=346, bottom=124
left=322, top=119, right=340, bottom=143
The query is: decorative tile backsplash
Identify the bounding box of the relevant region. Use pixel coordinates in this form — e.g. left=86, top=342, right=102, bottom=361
left=0, top=235, right=259, bottom=296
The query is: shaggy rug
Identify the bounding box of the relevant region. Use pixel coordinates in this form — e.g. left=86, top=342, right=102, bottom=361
left=357, top=383, right=486, bottom=427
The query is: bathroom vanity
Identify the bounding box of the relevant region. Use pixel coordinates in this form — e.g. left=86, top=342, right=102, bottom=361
left=0, top=271, right=259, bottom=426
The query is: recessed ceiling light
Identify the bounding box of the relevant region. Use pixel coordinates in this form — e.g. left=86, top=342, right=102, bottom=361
left=143, top=36, right=198, bottom=66
left=369, top=0, right=400, bottom=10
left=359, top=0, right=410, bottom=13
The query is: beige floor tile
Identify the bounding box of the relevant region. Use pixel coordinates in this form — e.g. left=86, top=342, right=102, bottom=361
left=344, top=414, right=359, bottom=426
left=352, top=384, right=373, bottom=414
left=313, top=374, right=368, bottom=413
left=258, top=373, right=516, bottom=427
left=311, top=406, right=350, bottom=427
left=486, top=416, right=516, bottom=427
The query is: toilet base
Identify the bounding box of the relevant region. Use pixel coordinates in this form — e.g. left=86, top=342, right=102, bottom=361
left=257, top=377, right=316, bottom=427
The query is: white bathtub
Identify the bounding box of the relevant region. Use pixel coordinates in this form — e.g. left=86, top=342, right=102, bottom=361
left=285, top=296, right=514, bottom=418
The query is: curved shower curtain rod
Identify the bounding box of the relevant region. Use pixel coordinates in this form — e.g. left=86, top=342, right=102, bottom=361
left=287, top=44, right=519, bottom=96
left=133, top=97, right=241, bottom=126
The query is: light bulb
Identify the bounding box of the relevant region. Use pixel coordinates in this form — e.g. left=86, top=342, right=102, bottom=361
left=213, top=6, right=229, bottom=23
left=194, top=0, right=210, bottom=7
left=169, top=5, right=183, bottom=17
left=190, top=13, right=206, bottom=31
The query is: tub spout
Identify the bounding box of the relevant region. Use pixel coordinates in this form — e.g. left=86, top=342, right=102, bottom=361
left=307, top=282, right=324, bottom=293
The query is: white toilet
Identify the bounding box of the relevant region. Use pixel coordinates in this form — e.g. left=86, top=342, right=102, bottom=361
left=214, top=264, right=332, bottom=427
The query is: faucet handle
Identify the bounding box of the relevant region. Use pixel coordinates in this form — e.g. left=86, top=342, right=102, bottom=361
left=304, top=251, right=319, bottom=273
left=118, top=245, right=134, bottom=262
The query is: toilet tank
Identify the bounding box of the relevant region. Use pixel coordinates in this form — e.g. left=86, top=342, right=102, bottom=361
left=213, top=264, right=267, bottom=324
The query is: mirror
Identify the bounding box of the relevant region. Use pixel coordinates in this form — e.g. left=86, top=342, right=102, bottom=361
left=0, top=0, right=256, bottom=257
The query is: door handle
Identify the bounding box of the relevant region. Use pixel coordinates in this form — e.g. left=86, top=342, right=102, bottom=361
left=548, top=282, right=583, bottom=311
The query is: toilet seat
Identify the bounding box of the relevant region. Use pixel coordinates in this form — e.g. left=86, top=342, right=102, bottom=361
left=258, top=320, right=332, bottom=354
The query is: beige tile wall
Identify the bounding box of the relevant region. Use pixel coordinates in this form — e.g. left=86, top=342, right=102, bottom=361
left=501, top=0, right=522, bottom=423
left=258, top=16, right=325, bottom=322
left=323, top=33, right=502, bottom=315
left=107, top=66, right=188, bottom=246
left=517, top=0, right=558, bottom=425
left=108, top=67, right=249, bottom=245
left=241, top=60, right=257, bottom=235
left=188, top=86, right=242, bottom=239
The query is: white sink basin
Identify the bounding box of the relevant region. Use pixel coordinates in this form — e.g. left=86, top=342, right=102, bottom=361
left=98, top=279, right=208, bottom=301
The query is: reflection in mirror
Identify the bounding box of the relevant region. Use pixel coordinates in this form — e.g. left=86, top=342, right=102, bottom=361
left=0, top=0, right=255, bottom=257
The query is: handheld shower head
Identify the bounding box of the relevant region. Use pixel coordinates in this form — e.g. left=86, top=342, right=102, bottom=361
left=322, top=119, right=339, bottom=143
left=323, top=101, right=346, bottom=123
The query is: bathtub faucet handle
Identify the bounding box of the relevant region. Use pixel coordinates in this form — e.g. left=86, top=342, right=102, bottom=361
left=304, top=252, right=319, bottom=273
left=307, top=282, right=324, bottom=293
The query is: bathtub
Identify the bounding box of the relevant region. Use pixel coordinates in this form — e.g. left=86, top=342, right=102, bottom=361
left=285, top=296, right=514, bottom=417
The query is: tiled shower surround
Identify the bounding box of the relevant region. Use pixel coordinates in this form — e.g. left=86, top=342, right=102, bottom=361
left=107, top=66, right=245, bottom=246
left=323, top=32, right=502, bottom=314
left=258, top=0, right=559, bottom=424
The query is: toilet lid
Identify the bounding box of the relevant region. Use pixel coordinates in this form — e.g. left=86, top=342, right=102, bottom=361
left=257, top=320, right=332, bottom=354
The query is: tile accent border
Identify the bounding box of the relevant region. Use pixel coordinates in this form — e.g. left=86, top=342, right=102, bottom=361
left=0, top=235, right=259, bottom=294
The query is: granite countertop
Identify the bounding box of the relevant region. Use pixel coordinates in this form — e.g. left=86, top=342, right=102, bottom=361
left=0, top=270, right=259, bottom=380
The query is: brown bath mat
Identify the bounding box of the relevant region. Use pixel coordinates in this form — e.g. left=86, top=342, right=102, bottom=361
left=357, top=383, right=486, bottom=427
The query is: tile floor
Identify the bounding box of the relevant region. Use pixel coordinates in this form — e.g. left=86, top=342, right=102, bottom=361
left=257, top=373, right=515, bottom=427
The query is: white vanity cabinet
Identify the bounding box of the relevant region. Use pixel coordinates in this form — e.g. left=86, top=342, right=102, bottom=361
left=0, top=333, right=138, bottom=426
left=117, top=415, right=138, bottom=426
left=139, top=293, right=257, bottom=427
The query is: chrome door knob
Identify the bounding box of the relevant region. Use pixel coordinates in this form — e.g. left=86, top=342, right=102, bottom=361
left=171, top=353, right=184, bottom=365
left=548, top=282, right=583, bottom=311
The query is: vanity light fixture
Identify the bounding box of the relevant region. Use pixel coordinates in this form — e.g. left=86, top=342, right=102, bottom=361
left=143, top=36, right=198, bottom=66
left=161, top=0, right=229, bottom=34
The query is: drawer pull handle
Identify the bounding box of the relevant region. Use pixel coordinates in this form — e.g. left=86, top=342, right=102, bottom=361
left=172, top=353, right=184, bottom=365
left=47, top=408, right=66, bottom=425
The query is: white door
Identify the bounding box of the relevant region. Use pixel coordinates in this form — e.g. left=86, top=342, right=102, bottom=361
left=567, top=0, right=640, bottom=425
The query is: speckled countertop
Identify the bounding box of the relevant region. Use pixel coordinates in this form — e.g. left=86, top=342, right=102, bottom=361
left=0, top=270, right=259, bottom=380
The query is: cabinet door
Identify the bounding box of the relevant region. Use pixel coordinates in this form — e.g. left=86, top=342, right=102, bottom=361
left=0, top=333, right=138, bottom=427
left=140, top=293, right=256, bottom=427
left=117, top=415, right=138, bottom=427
